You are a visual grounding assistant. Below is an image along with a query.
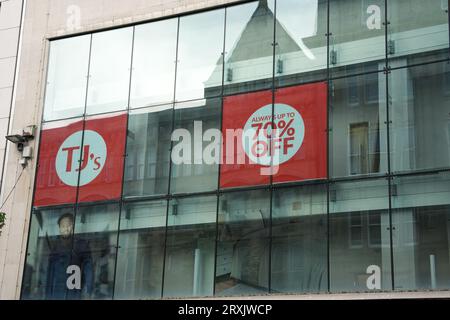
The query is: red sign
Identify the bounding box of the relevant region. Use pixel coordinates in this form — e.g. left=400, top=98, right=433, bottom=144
left=34, top=113, right=127, bottom=207
left=220, top=82, right=327, bottom=188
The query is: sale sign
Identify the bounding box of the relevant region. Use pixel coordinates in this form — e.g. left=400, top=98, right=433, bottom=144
left=34, top=113, right=127, bottom=207
left=220, top=82, right=327, bottom=188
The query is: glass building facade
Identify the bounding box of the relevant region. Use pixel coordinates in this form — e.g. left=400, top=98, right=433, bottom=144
left=21, top=0, right=450, bottom=299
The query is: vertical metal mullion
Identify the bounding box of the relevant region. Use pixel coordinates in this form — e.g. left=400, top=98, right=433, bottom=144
left=326, top=0, right=331, bottom=294
left=268, top=0, right=277, bottom=294
left=111, top=26, right=135, bottom=300
left=384, top=0, right=395, bottom=292
left=213, top=7, right=227, bottom=297
left=161, top=17, right=180, bottom=298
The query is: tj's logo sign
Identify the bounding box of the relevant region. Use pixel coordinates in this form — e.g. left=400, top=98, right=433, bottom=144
left=55, top=130, right=107, bottom=187
left=34, top=113, right=126, bottom=207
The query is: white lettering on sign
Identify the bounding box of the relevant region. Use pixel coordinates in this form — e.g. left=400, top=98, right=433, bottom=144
left=242, top=104, right=305, bottom=167
left=55, top=130, right=107, bottom=187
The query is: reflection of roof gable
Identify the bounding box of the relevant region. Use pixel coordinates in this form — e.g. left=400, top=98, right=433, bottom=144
left=227, top=0, right=300, bottom=63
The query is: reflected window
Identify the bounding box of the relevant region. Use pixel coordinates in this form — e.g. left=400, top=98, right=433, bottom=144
left=349, top=122, right=375, bottom=175
left=330, top=74, right=387, bottom=177
left=368, top=212, right=382, bottom=248
left=349, top=212, right=363, bottom=248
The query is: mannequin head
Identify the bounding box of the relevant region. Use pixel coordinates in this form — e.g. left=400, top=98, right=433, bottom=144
left=57, top=213, right=74, bottom=239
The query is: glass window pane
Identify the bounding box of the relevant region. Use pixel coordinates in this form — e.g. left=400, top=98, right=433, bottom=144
left=271, top=184, right=328, bottom=294
left=329, top=0, right=386, bottom=77
left=44, top=36, right=90, bottom=121
left=34, top=119, right=83, bottom=207
left=389, top=61, right=450, bottom=173
left=215, top=190, right=270, bottom=296
left=330, top=73, right=388, bottom=178
left=223, top=1, right=274, bottom=96
left=130, top=19, right=177, bottom=108
left=86, top=27, right=133, bottom=115
left=74, top=203, right=120, bottom=300
left=22, top=207, right=76, bottom=300
left=114, top=200, right=167, bottom=299
left=163, top=196, right=217, bottom=298
left=77, top=112, right=127, bottom=203
left=330, top=179, right=391, bottom=292
left=123, top=105, right=172, bottom=197
left=275, top=0, right=327, bottom=87
left=392, top=172, right=450, bottom=291
left=170, top=98, right=221, bottom=194
left=388, top=0, right=449, bottom=67
left=176, top=9, right=225, bottom=102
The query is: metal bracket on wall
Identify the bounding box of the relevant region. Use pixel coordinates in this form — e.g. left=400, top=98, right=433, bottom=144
left=330, top=50, right=338, bottom=65
left=388, top=40, right=396, bottom=55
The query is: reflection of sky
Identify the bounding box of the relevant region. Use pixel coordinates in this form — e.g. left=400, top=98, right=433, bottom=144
left=87, top=27, right=133, bottom=114
left=46, top=36, right=90, bottom=119
left=131, top=19, right=178, bottom=108
left=277, top=0, right=318, bottom=41
left=176, top=10, right=225, bottom=101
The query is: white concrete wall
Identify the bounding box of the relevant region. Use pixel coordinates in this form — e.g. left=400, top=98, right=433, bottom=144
left=0, top=0, right=23, bottom=197
left=0, top=0, right=24, bottom=301
left=0, top=0, right=241, bottom=300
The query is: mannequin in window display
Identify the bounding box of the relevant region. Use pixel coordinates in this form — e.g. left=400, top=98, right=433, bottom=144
left=45, top=213, right=94, bottom=300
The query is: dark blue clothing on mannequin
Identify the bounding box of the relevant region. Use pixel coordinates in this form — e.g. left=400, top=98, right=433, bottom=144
left=45, top=237, right=94, bottom=300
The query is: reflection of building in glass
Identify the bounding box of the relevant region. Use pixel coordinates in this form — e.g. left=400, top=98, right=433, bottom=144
left=2, top=0, right=450, bottom=300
